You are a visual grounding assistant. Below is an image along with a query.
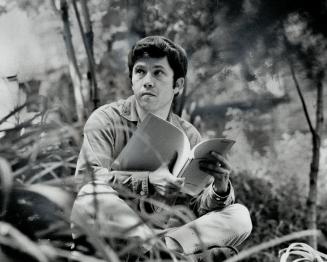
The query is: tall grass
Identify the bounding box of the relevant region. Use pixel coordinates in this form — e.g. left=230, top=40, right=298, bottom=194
left=1, top=103, right=327, bottom=261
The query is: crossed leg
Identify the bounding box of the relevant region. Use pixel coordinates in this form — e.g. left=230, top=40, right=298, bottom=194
left=165, top=203, right=252, bottom=254
left=71, top=183, right=252, bottom=255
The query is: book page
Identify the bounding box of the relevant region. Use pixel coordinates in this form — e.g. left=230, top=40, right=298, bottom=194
left=112, top=114, right=191, bottom=172
left=171, top=133, right=190, bottom=176
left=190, top=138, right=235, bottom=159
left=179, top=158, right=213, bottom=196
left=179, top=138, right=235, bottom=196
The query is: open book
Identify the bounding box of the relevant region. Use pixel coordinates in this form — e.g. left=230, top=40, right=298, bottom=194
left=112, top=114, right=235, bottom=196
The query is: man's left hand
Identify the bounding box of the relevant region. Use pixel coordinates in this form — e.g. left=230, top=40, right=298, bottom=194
left=199, top=151, right=231, bottom=195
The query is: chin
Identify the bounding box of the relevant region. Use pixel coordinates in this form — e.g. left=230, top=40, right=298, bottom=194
left=143, top=105, right=159, bottom=113
left=138, top=100, right=157, bottom=112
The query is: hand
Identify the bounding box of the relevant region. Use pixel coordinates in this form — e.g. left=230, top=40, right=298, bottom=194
left=149, top=165, right=184, bottom=197
left=199, top=151, right=231, bottom=195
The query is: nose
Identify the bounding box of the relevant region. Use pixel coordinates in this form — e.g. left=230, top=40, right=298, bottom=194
left=143, top=73, right=154, bottom=88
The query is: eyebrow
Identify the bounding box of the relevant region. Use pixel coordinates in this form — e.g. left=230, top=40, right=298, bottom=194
left=134, top=64, right=166, bottom=70
left=153, top=65, right=165, bottom=69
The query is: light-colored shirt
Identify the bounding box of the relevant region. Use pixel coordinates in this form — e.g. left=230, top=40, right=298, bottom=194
left=75, top=95, right=235, bottom=217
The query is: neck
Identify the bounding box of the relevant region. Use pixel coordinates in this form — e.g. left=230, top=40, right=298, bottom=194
left=135, top=101, right=172, bottom=121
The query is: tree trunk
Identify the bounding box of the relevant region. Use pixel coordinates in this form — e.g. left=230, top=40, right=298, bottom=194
left=289, top=61, right=324, bottom=248
left=80, top=0, right=94, bottom=56
left=79, top=0, right=99, bottom=110
left=60, top=0, right=85, bottom=123
left=307, top=76, right=324, bottom=249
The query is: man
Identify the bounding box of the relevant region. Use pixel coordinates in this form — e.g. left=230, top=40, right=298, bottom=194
left=71, top=36, right=252, bottom=257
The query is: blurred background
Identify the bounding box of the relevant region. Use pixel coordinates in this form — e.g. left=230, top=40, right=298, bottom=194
left=0, top=0, right=326, bottom=261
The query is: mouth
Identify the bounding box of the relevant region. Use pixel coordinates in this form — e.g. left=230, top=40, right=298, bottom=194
left=141, top=92, right=156, bottom=97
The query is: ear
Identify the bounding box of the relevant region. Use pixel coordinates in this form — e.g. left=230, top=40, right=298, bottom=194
left=173, top=77, right=185, bottom=96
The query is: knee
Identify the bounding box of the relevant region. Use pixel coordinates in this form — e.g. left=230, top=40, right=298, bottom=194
left=227, top=204, right=252, bottom=238
left=71, top=183, right=117, bottom=222
left=77, top=183, right=116, bottom=197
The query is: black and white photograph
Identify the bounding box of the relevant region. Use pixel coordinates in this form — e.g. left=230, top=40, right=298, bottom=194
left=0, top=0, right=326, bottom=261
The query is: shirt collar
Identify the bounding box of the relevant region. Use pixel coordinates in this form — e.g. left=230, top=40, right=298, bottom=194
left=119, top=95, right=140, bottom=122
left=119, top=95, right=175, bottom=124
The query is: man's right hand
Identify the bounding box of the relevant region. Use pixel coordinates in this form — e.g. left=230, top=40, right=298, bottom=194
left=149, top=165, right=184, bottom=197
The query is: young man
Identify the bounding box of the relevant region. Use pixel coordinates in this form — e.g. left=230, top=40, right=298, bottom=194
left=71, top=36, right=252, bottom=256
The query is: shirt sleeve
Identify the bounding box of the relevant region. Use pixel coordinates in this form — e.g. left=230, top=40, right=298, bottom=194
left=189, top=180, right=235, bottom=216
left=180, top=121, right=235, bottom=216
left=75, top=108, right=151, bottom=196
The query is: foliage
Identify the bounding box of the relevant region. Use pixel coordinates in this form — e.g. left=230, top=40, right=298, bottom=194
left=231, top=172, right=327, bottom=262
left=279, top=242, right=327, bottom=261
left=0, top=99, right=326, bottom=262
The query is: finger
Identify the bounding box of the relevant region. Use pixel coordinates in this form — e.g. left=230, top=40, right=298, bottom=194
left=156, top=185, right=179, bottom=197
left=156, top=185, right=176, bottom=196
left=165, top=176, right=184, bottom=187
left=167, top=151, right=178, bottom=172
left=200, top=167, right=230, bottom=178
left=174, top=177, right=185, bottom=186
left=200, top=168, right=230, bottom=182
left=167, top=181, right=183, bottom=191
left=158, top=182, right=181, bottom=192
left=156, top=186, right=166, bottom=196
left=210, top=151, right=230, bottom=167
left=209, top=152, right=232, bottom=170
left=199, top=161, right=227, bottom=172
left=199, top=162, right=230, bottom=175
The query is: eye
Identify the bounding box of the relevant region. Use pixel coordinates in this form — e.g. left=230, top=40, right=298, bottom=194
left=135, top=68, right=146, bottom=75
left=154, top=69, right=164, bottom=77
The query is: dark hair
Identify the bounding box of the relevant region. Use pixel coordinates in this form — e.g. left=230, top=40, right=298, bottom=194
left=128, top=36, right=188, bottom=83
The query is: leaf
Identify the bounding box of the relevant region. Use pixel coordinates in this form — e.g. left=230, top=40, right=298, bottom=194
left=0, top=157, right=13, bottom=217
left=39, top=242, right=107, bottom=262
left=279, top=242, right=326, bottom=262
left=22, top=184, right=75, bottom=218
left=0, top=221, right=49, bottom=262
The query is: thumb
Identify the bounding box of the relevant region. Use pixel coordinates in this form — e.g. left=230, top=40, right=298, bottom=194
left=167, top=151, right=178, bottom=172
left=175, top=177, right=185, bottom=186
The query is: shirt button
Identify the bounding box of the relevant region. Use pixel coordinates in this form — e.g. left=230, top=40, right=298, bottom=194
left=140, top=191, right=145, bottom=196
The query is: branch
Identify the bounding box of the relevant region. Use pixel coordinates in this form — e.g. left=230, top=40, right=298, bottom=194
left=0, top=103, right=27, bottom=126
left=72, top=0, right=99, bottom=110
left=315, top=72, right=324, bottom=137
left=59, top=0, right=85, bottom=123
left=49, top=0, right=61, bottom=17
left=288, top=60, right=315, bottom=136
left=80, top=0, right=94, bottom=55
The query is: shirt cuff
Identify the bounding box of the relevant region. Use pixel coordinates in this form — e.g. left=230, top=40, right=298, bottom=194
left=131, top=172, right=150, bottom=196
left=210, top=180, right=235, bottom=206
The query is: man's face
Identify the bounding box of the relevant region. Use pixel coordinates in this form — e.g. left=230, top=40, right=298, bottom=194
left=131, top=56, right=176, bottom=114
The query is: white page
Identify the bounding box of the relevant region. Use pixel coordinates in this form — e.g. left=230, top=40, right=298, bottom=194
left=113, top=114, right=191, bottom=172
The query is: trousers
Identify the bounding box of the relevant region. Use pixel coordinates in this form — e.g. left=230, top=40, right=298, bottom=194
left=71, top=183, right=252, bottom=255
